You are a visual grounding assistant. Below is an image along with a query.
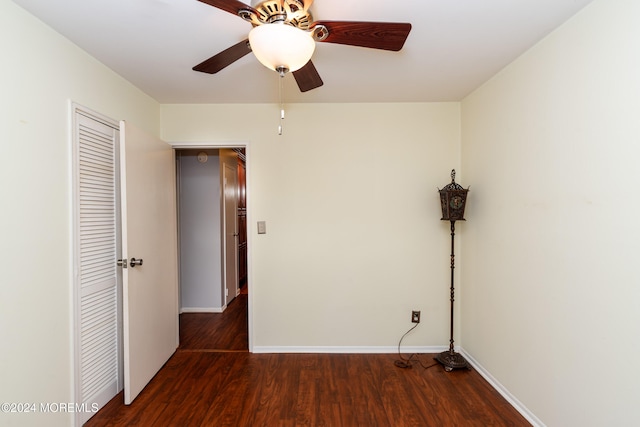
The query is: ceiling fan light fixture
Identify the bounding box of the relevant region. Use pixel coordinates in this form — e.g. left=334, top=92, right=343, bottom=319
left=249, top=23, right=315, bottom=73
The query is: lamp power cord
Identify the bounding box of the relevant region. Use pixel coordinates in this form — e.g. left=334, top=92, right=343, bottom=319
left=394, top=323, right=439, bottom=370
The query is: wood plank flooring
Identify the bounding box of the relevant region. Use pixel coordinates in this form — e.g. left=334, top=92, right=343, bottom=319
left=85, top=292, right=531, bottom=426
left=179, top=294, right=248, bottom=351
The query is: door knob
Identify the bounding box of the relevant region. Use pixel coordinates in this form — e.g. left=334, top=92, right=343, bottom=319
left=117, top=259, right=128, bottom=268
left=130, top=258, right=143, bottom=268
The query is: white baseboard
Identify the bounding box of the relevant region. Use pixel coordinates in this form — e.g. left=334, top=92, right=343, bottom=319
left=460, top=348, right=544, bottom=427
left=180, top=306, right=225, bottom=313
left=252, top=345, right=448, bottom=354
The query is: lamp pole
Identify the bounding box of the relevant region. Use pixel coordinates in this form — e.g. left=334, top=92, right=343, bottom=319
left=448, top=220, right=456, bottom=354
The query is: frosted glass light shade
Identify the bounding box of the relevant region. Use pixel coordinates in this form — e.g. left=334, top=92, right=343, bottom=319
left=249, top=23, right=315, bottom=72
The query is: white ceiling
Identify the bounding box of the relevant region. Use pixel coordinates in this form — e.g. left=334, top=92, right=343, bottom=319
left=13, top=0, right=594, bottom=104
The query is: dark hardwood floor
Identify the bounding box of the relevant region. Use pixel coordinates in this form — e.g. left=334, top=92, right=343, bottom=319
left=179, top=293, right=249, bottom=351
left=85, top=291, right=530, bottom=426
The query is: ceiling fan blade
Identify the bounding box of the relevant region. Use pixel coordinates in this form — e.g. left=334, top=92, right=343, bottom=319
left=193, top=39, right=252, bottom=74
left=292, top=61, right=324, bottom=92
left=311, top=21, right=412, bottom=51
left=196, top=0, right=256, bottom=17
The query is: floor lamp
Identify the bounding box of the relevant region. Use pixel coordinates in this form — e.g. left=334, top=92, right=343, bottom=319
left=436, top=170, right=470, bottom=371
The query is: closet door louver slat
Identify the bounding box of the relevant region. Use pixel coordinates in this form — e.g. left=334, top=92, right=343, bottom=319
left=75, top=113, right=120, bottom=423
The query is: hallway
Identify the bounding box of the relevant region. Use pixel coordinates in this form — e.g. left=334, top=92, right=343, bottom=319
left=179, top=290, right=249, bottom=351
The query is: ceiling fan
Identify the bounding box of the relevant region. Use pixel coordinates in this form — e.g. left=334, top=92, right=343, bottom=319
left=193, top=0, right=412, bottom=92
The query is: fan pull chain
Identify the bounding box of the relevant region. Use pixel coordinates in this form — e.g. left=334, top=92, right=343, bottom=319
left=278, top=67, right=286, bottom=135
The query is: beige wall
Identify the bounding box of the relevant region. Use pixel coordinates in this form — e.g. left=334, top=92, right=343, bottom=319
left=162, top=102, right=461, bottom=349
left=2, top=1, right=461, bottom=422
left=0, top=1, right=159, bottom=426
left=461, top=0, right=640, bottom=425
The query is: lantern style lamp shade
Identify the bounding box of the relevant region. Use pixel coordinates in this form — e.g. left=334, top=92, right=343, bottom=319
left=249, top=23, right=316, bottom=73
left=439, top=170, right=469, bottom=222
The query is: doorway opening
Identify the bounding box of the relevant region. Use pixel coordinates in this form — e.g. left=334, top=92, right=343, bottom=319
left=175, top=147, right=249, bottom=351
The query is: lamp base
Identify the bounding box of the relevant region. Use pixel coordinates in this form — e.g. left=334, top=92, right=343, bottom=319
left=435, top=350, right=471, bottom=372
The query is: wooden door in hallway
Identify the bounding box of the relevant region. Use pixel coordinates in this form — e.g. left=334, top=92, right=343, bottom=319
left=223, top=162, right=239, bottom=305
left=236, top=150, right=248, bottom=287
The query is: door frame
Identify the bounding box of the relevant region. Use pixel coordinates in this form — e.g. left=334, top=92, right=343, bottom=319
left=170, top=141, right=253, bottom=351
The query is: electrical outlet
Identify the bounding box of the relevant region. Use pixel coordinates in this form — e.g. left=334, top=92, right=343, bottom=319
left=411, top=310, right=421, bottom=323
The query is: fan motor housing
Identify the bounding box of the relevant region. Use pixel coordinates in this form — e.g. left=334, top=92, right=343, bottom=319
left=242, top=0, right=313, bottom=30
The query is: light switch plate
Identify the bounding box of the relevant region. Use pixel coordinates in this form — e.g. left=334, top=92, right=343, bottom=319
left=257, top=221, right=266, bottom=234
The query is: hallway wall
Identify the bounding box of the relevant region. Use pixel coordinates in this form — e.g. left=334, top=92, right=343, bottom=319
left=177, top=150, right=223, bottom=312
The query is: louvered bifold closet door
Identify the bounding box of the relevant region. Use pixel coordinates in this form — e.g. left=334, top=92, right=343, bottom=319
left=75, top=112, right=120, bottom=421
